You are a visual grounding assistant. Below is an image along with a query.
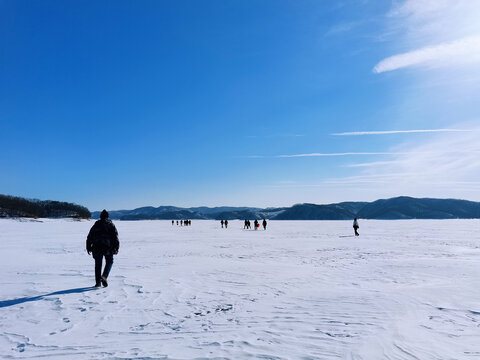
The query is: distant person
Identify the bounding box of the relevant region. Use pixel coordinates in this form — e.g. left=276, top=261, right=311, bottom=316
left=176, top=220, right=179, bottom=225
left=86, top=210, right=119, bottom=288
left=180, top=220, right=183, bottom=226
left=225, top=220, right=228, bottom=228
left=262, top=219, right=267, bottom=230
left=353, top=218, right=359, bottom=236
left=247, top=220, right=251, bottom=229
left=172, top=220, right=174, bottom=225
left=221, top=220, right=224, bottom=228
left=244, top=220, right=248, bottom=229
left=254, top=219, right=259, bottom=230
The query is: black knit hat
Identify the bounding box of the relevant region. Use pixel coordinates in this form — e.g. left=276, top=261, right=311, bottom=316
left=100, top=209, right=109, bottom=220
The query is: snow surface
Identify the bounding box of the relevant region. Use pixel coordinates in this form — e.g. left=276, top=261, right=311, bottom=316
left=0, top=218, right=479, bottom=359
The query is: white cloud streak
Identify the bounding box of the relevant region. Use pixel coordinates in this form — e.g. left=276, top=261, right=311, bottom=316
left=324, top=21, right=361, bottom=37
left=345, top=161, right=399, bottom=168
left=332, top=129, right=472, bottom=136
left=243, top=153, right=398, bottom=159
left=388, top=0, right=480, bottom=42
left=247, top=149, right=480, bottom=159
left=260, top=128, right=480, bottom=202
left=373, top=35, right=480, bottom=73
left=277, top=152, right=402, bottom=158
left=335, top=129, right=480, bottom=196
left=245, top=134, right=304, bottom=139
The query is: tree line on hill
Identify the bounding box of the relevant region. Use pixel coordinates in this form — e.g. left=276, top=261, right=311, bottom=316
left=0, top=194, right=91, bottom=219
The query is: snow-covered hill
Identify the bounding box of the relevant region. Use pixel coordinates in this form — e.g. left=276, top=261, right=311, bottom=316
left=91, top=197, right=480, bottom=220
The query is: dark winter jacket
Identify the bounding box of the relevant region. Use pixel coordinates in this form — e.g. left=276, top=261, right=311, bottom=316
left=86, top=219, right=119, bottom=255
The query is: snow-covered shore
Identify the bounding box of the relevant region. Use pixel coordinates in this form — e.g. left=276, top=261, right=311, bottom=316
left=1, top=219, right=479, bottom=359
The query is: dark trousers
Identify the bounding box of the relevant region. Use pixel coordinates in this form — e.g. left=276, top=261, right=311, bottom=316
left=93, top=253, right=114, bottom=284
left=354, top=226, right=359, bottom=236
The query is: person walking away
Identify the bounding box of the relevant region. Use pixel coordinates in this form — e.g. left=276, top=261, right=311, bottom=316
left=353, top=218, right=360, bottom=236
left=86, top=210, right=119, bottom=287
left=262, top=219, right=267, bottom=230
left=221, top=220, right=224, bottom=228
left=225, top=220, right=228, bottom=228
left=254, top=219, right=259, bottom=230
left=172, top=220, right=174, bottom=225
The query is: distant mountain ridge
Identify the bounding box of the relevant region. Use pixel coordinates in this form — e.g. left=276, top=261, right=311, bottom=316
left=92, top=196, right=480, bottom=220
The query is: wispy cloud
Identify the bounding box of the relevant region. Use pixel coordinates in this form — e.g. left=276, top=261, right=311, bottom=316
left=345, top=161, right=399, bottom=168
left=324, top=175, right=480, bottom=187
left=332, top=129, right=472, bottom=136
left=387, top=0, right=480, bottom=42
left=375, top=0, right=480, bottom=74
left=277, top=152, right=402, bottom=158
left=335, top=129, right=480, bottom=195
left=247, top=148, right=480, bottom=159
left=323, top=173, right=420, bottom=184
left=373, top=35, right=480, bottom=73
left=245, top=134, right=304, bottom=139
left=260, top=129, right=480, bottom=202
left=241, top=152, right=398, bottom=159
left=324, top=21, right=361, bottom=37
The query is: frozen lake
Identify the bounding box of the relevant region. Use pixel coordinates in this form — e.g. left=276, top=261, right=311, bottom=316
left=1, top=219, right=479, bottom=359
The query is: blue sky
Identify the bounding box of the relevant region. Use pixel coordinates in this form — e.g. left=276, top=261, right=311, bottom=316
left=1, top=0, right=480, bottom=211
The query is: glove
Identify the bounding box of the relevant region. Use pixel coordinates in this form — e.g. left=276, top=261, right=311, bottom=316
left=87, top=250, right=91, bottom=255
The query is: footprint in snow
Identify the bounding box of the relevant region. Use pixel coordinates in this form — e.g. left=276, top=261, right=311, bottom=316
left=194, top=310, right=211, bottom=316
left=216, top=304, right=233, bottom=312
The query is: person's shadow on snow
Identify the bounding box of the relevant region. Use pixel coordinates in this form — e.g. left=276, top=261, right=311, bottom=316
left=0, top=287, right=96, bottom=308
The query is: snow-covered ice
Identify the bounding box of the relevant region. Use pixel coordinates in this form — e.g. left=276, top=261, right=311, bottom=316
left=1, top=219, right=479, bottom=359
